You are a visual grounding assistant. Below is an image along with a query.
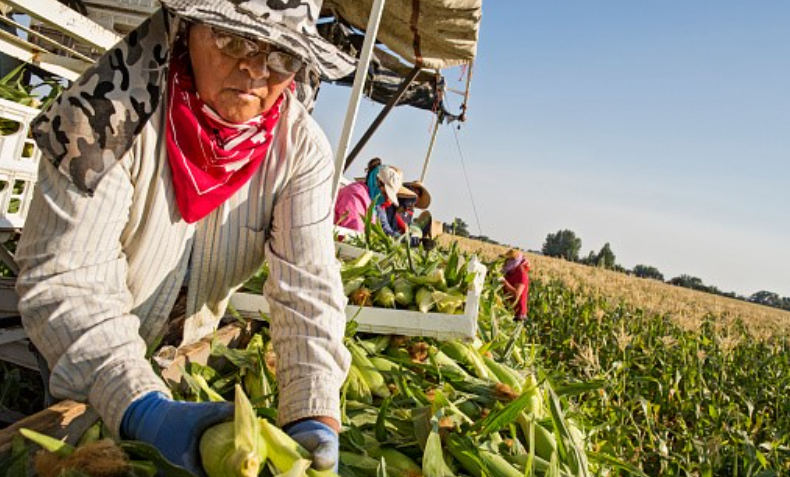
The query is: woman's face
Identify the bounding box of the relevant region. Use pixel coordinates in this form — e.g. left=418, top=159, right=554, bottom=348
left=188, top=24, right=296, bottom=124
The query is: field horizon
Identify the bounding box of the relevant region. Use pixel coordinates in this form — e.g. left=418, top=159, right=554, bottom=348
left=439, top=235, right=790, bottom=340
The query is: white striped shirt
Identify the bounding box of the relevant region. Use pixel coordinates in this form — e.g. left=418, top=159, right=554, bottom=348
left=15, top=91, right=350, bottom=435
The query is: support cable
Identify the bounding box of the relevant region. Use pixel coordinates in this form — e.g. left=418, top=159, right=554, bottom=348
left=451, top=126, right=483, bottom=237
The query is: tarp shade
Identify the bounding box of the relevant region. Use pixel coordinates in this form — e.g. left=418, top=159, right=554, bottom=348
left=318, top=21, right=461, bottom=121
left=322, top=0, right=482, bottom=70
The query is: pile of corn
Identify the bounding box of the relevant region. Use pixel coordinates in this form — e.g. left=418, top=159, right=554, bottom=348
left=6, top=237, right=643, bottom=477
left=342, top=243, right=474, bottom=314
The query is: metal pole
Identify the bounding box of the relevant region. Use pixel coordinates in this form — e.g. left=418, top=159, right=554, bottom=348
left=343, top=65, right=421, bottom=172
left=331, top=0, right=387, bottom=200
left=419, top=116, right=441, bottom=182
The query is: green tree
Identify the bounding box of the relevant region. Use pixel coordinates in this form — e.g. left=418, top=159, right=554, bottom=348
left=749, top=290, right=782, bottom=308
left=595, top=242, right=617, bottom=269
left=633, top=264, right=664, bottom=281
left=542, top=229, right=582, bottom=261
left=448, top=218, right=469, bottom=237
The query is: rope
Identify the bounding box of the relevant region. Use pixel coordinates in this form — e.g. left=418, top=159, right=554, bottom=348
left=451, top=126, right=483, bottom=237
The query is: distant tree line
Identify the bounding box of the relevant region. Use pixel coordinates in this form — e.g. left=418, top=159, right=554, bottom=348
left=442, top=220, right=789, bottom=312
left=540, top=229, right=790, bottom=312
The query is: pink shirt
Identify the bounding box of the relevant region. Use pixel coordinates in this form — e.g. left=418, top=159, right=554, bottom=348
left=334, top=181, right=371, bottom=232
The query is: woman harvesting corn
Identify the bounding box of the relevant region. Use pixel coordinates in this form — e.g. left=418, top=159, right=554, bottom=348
left=15, top=0, right=353, bottom=474
left=499, top=250, right=531, bottom=321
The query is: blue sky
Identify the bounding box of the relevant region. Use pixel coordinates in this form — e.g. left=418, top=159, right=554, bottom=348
left=313, top=1, right=789, bottom=297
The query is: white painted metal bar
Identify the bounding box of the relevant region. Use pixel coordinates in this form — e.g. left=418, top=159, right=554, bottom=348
left=419, top=116, right=441, bottom=182
left=331, top=0, right=387, bottom=200
left=0, top=35, right=84, bottom=80
left=3, top=0, right=120, bottom=51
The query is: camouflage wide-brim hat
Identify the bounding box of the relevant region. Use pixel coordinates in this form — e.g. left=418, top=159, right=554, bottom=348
left=159, top=0, right=355, bottom=80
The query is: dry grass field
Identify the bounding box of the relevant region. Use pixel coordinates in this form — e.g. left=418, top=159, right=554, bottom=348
left=439, top=235, right=790, bottom=339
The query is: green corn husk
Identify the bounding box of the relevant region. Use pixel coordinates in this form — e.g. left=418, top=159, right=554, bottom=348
left=368, top=447, right=423, bottom=477
left=415, top=287, right=435, bottom=313
left=408, top=268, right=446, bottom=289
left=358, top=335, right=392, bottom=355
left=439, top=342, right=490, bottom=380
left=341, top=251, right=375, bottom=281
left=258, top=419, right=336, bottom=477
left=344, top=277, right=366, bottom=296
left=515, top=413, right=558, bottom=463
left=369, top=356, right=399, bottom=373
left=374, top=286, right=397, bottom=308
left=349, top=342, right=391, bottom=398
left=478, top=448, right=525, bottom=477
left=345, top=365, right=373, bottom=404
left=431, top=290, right=465, bottom=314
left=482, top=357, right=521, bottom=392
left=393, top=278, right=415, bottom=306
left=428, top=347, right=469, bottom=377
left=200, top=385, right=266, bottom=477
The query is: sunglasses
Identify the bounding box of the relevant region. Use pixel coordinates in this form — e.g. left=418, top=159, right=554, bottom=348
left=209, top=27, right=303, bottom=75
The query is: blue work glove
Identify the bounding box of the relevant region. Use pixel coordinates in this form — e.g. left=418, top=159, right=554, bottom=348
left=121, top=392, right=234, bottom=476
left=284, top=419, right=340, bottom=472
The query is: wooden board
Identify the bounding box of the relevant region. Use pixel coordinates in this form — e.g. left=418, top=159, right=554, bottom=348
left=0, top=400, right=97, bottom=454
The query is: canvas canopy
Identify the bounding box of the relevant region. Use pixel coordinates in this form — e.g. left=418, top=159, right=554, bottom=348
left=322, top=0, right=482, bottom=70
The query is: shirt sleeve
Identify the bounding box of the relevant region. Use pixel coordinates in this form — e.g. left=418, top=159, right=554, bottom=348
left=334, top=185, right=367, bottom=232
left=264, top=131, right=351, bottom=427
left=376, top=204, right=399, bottom=237
left=15, top=158, right=171, bottom=436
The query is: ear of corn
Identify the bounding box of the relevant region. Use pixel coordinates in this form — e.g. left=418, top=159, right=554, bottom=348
left=258, top=419, right=337, bottom=477
left=393, top=278, right=415, bottom=306
left=345, top=365, right=374, bottom=404
left=349, top=342, right=391, bottom=398
left=439, top=342, right=490, bottom=380
left=416, top=287, right=435, bottom=313
left=200, top=385, right=265, bottom=477
left=374, top=286, right=397, bottom=308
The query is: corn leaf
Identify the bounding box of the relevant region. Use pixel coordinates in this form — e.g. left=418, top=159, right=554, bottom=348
left=1, top=435, right=29, bottom=477
left=472, top=388, right=541, bottom=436
left=120, top=441, right=197, bottom=477
left=423, top=427, right=455, bottom=477
left=545, top=383, right=589, bottom=477
left=375, top=396, right=393, bottom=442
left=19, top=428, right=74, bottom=457
left=586, top=452, right=650, bottom=477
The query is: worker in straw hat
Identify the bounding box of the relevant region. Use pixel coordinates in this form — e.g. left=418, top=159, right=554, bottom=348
left=386, top=180, right=434, bottom=247
left=16, top=0, right=354, bottom=473
left=334, top=157, right=414, bottom=237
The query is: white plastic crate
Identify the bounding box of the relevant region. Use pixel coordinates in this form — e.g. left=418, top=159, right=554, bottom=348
left=230, top=250, right=487, bottom=341
left=0, top=98, right=41, bottom=230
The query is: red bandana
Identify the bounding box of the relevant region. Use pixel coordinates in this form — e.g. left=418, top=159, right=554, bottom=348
left=165, top=54, right=284, bottom=223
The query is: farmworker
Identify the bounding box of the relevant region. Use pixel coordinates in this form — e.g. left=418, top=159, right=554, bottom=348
left=334, top=157, right=409, bottom=237
left=15, top=0, right=354, bottom=474
left=387, top=181, right=433, bottom=247
left=499, top=249, right=531, bottom=321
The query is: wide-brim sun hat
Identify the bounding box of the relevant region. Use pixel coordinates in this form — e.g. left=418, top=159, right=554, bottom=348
left=403, top=181, right=431, bottom=209
left=159, top=0, right=356, bottom=80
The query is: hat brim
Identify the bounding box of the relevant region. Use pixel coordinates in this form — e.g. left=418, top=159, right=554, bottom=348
left=161, top=2, right=356, bottom=80
left=397, top=187, right=418, bottom=200
left=404, top=181, right=431, bottom=209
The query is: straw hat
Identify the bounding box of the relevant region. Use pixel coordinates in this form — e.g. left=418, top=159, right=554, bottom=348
left=159, top=0, right=355, bottom=80
left=403, top=181, right=431, bottom=209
